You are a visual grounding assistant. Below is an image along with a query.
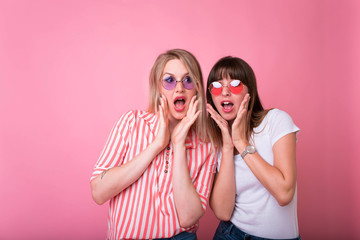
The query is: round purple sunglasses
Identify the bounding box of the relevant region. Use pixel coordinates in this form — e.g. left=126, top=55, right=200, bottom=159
left=162, top=75, right=195, bottom=90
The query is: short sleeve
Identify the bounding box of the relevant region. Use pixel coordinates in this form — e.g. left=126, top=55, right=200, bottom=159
left=267, top=109, right=300, bottom=146
left=216, top=150, right=222, bottom=172
left=192, top=145, right=217, bottom=211
left=90, top=110, right=135, bottom=182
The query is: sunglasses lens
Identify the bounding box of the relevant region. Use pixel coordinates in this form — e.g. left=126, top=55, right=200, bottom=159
left=183, top=76, right=194, bottom=90
left=162, top=76, right=176, bottom=90
left=210, top=82, right=222, bottom=95
left=230, top=80, right=243, bottom=94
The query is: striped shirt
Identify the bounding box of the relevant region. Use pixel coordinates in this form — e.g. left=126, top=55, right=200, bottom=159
left=91, top=110, right=217, bottom=240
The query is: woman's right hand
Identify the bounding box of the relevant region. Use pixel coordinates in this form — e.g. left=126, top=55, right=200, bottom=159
left=208, top=103, right=236, bottom=221
left=154, top=95, right=171, bottom=150
left=207, top=104, right=233, bottom=151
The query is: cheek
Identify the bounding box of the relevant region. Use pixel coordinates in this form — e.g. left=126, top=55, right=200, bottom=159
left=233, top=95, right=246, bottom=107
left=211, top=96, right=222, bottom=109
left=242, top=85, right=249, bottom=95
left=191, top=91, right=197, bottom=99
left=164, top=95, right=172, bottom=105
left=159, top=85, right=166, bottom=95
left=189, top=88, right=197, bottom=96
left=159, top=88, right=171, bottom=100
left=185, top=89, right=197, bottom=102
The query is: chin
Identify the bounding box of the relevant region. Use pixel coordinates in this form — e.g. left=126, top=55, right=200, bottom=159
left=173, top=112, right=186, bottom=120
left=170, top=106, right=189, bottom=120
left=220, top=113, right=236, bottom=122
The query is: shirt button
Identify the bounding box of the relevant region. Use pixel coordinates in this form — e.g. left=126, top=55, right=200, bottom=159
left=164, top=170, right=168, bottom=173
left=167, top=147, right=170, bottom=150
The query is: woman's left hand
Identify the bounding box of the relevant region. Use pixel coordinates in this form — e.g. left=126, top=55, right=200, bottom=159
left=171, top=96, right=201, bottom=145
left=231, top=93, right=250, bottom=149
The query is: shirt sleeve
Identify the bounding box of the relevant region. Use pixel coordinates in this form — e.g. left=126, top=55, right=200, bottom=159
left=90, top=110, right=135, bottom=182
left=216, top=150, right=222, bottom=172
left=268, top=109, right=300, bottom=146
left=192, top=144, right=217, bottom=211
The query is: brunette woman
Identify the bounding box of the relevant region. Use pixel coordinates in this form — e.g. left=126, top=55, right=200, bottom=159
left=207, top=56, right=300, bottom=240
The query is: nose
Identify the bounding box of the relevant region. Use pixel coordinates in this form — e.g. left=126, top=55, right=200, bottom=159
left=221, top=85, right=231, bottom=96
left=175, top=80, right=185, bottom=92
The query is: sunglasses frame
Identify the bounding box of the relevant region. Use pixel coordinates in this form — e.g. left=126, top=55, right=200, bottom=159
left=161, top=75, right=195, bottom=90
left=209, top=79, right=243, bottom=96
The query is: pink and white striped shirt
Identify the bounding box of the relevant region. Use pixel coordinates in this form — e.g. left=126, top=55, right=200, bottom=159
left=91, top=110, right=216, bottom=240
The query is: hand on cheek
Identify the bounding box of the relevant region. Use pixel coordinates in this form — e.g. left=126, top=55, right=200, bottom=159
left=171, top=96, right=200, bottom=145
left=154, top=95, right=171, bottom=149
left=231, top=93, right=250, bottom=147
left=207, top=104, right=234, bottom=150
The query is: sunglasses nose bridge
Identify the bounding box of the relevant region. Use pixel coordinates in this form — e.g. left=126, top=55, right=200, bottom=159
left=174, top=79, right=185, bottom=91
left=221, top=84, right=231, bottom=95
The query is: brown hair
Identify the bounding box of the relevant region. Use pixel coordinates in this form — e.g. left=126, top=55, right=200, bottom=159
left=148, top=49, right=211, bottom=142
left=206, top=56, right=270, bottom=146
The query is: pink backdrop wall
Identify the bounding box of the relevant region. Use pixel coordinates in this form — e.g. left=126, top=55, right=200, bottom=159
left=1, top=0, right=359, bottom=239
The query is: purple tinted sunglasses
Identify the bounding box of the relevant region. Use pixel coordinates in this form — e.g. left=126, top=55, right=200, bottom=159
left=162, top=75, right=195, bottom=90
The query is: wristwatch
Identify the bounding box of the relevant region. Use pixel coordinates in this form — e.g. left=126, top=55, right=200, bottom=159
left=241, top=145, right=256, bottom=159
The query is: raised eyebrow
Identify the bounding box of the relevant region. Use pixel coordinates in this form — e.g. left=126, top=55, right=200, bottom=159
left=162, top=72, right=190, bottom=77
left=182, top=74, right=191, bottom=79
left=162, top=73, right=173, bottom=78
left=178, top=72, right=190, bottom=79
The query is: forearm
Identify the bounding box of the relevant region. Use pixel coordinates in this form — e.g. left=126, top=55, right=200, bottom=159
left=242, top=154, right=296, bottom=205
left=91, top=141, right=163, bottom=205
left=234, top=135, right=297, bottom=206
left=172, top=144, right=204, bottom=228
left=210, top=148, right=236, bottom=221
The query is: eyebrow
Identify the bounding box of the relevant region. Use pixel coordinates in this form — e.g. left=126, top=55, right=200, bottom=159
left=163, top=72, right=189, bottom=75
left=162, top=72, right=190, bottom=79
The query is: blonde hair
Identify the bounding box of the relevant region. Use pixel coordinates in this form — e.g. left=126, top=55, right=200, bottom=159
left=148, top=49, right=210, bottom=142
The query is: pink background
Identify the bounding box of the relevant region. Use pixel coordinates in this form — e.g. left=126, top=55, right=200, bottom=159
left=1, top=0, right=359, bottom=239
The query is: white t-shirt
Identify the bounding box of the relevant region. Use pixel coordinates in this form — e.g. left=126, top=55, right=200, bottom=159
left=217, top=109, right=300, bottom=239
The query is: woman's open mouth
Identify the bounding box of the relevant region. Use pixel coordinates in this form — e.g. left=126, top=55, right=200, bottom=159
left=174, top=97, right=186, bottom=112
left=221, top=101, right=234, bottom=113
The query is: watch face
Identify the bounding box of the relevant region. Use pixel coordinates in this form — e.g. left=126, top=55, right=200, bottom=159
left=247, top=145, right=256, bottom=154
left=241, top=145, right=257, bottom=159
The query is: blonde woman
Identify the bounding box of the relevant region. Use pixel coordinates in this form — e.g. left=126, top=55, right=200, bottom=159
left=90, top=49, right=216, bottom=240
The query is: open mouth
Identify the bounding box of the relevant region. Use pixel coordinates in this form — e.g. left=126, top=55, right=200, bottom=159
left=174, top=97, right=186, bottom=112
left=221, top=101, right=234, bottom=112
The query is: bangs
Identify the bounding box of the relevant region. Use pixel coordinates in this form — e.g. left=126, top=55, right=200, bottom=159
left=213, top=60, right=245, bottom=82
